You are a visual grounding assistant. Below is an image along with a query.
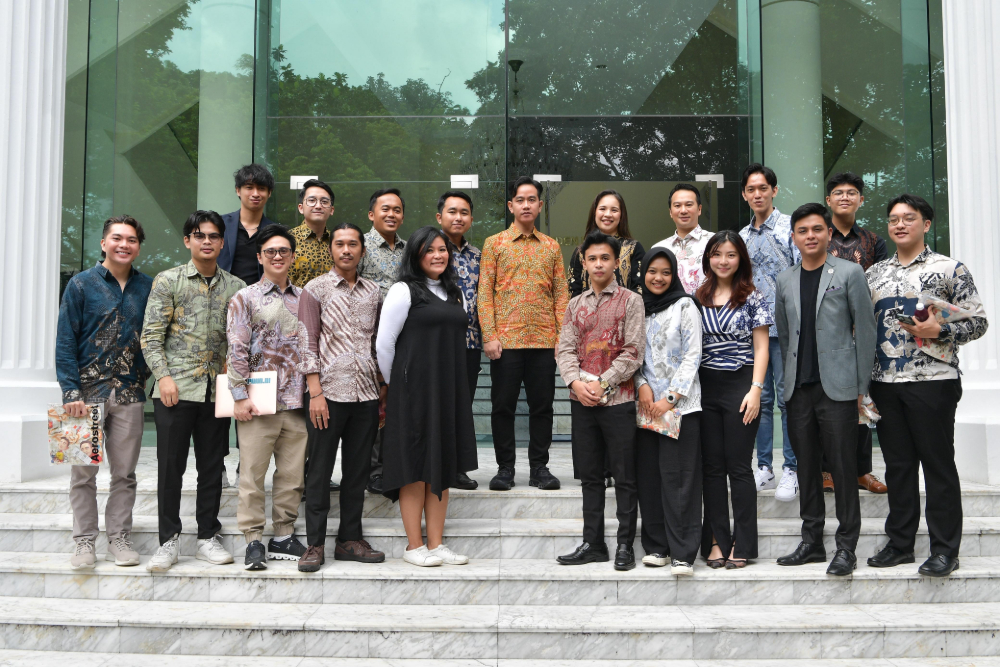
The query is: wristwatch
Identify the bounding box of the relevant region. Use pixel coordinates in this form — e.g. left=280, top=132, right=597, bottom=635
left=599, top=378, right=611, bottom=392
left=751, top=381, right=765, bottom=390
left=666, top=392, right=678, bottom=404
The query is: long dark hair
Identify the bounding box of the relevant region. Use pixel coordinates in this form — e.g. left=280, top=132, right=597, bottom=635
left=396, top=226, right=463, bottom=305
left=583, top=190, right=632, bottom=239
left=695, top=230, right=756, bottom=309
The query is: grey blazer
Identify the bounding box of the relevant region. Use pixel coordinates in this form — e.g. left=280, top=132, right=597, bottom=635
left=774, top=254, right=877, bottom=403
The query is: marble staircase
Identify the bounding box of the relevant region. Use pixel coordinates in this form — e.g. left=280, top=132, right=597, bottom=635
left=0, top=447, right=999, bottom=664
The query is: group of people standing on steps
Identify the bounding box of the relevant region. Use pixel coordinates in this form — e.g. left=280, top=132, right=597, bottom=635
left=56, top=162, right=987, bottom=580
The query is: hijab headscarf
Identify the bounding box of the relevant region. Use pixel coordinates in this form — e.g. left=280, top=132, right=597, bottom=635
left=640, top=246, right=699, bottom=316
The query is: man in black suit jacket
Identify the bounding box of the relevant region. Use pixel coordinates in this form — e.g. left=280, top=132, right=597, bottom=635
left=218, top=164, right=278, bottom=285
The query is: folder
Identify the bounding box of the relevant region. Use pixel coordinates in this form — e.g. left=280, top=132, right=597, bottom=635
left=215, top=371, right=278, bottom=418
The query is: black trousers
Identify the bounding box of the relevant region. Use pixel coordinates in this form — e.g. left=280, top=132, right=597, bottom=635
left=870, top=379, right=963, bottom=557
left=700, top=366, right=760, bottom=559
left=823, top=424, right=873, bottom=477
left=153, top=396, right=230, bottom=545
left=466, top=349, right=482, bottom=401
left=305, top=399, right=379, bottom=546
left=571, top=401, right=638, bottom=545
left=636, top=413, right=702, bottom=564
left=490, top=348, right=556, bottom=470
left=787, top=382, right=861, bottom=552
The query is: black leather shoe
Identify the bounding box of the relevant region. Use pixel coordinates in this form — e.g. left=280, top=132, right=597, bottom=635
left=826, top=549, right=857, bottom=576
left=867, top=544, right=915, bottom=568
left=614, top=544, right=636, bottom=571
left=777, top=541, right=827, bottom=566
left=530, top=466, right=561, bottom=490
left=454, top=472, right=478, bottom=490
left=557, top=541, right=609, bottom=565
left=489, top=466, right=516, bottom=491
left=366, top=474, right=383, bottom=495
left=918, top=554, right=959, bottom=577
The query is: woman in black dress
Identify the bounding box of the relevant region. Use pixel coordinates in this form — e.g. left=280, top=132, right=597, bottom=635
left=375, top=226, right=478, bottom=567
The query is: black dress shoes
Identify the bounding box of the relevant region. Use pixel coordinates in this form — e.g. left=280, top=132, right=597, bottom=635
left=614, top=544, right=636, bottom=571
left=777, top=541, right=827, bottom=566
left=867, top=544, right=915, bottom=568
left=454, top=472, right=478, bottom=490
left=918, top=554, right=960, bottom=577
left=557, top=541, right=610, bottom=565
left=489, top=466, right=516, bottom=491
left=529, top=466, right=561, bottom=490
left=366, top=474, right=383, bottom=495
left=826, top=549, right=857, bottom=576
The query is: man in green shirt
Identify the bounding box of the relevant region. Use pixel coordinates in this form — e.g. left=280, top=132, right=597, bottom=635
left=140, top=210, right=246, bottom=572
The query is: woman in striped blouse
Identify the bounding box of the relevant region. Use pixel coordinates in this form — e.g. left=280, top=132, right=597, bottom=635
left=696, top=231, right=772, bottom=569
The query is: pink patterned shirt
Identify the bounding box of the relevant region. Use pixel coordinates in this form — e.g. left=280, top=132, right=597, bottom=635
left=653, top=225, right=712, bottom=295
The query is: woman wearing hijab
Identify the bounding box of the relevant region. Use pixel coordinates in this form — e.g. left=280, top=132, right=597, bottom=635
left=633, top=247, right=703, bottom=575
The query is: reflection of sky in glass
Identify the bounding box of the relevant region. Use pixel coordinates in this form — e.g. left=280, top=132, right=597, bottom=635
left=163, top=0, right=257, bottom=76
left=277, top=0, right=505, bottom=114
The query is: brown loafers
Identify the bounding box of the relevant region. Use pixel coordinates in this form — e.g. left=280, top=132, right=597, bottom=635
left=822, top=472, right=835, bottom=492
left=858, top=473, right=888, bottom=493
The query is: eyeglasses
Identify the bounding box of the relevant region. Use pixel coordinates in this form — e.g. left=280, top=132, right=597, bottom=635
left=261, top=247, right=293, bottom=258
left=830, top=189, right=860, bottom=199
left=190, top=232, right=223, bottom=242
left=304, top=197, right=332, bottom=208
left=887, top=215, right=922, bottom=228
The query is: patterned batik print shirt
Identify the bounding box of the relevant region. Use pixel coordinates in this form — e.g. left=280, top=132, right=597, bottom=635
left=358, top=227, right=406, bottom=299
left=828, top=223, right=888, bottom=272
left=297, top=271, right=382, bottom=403
left=140, top=262, right=245, bottom=402
left=568, top=238, right=645, bottom=297
left=740, top=208, right=800, bottom=337
left=288, top=223, right=333, bottom=289
left=478, top=225, right=570, bottom=349
left=449, top=238, right=483, bottom=350
left=866, top=246, right=988, bottom=383
left=653, top=225, right=712, bottom=295
left=634, top=298, right=703, bottom=415
left=226, top=279, right=306, bottom=410
left=556, top=282, right=646, bottom=406
left=56, top=263, right=153, bottom=404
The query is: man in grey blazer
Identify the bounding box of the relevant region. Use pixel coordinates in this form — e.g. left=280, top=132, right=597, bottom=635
left=774, top=203, right=877, bottom=576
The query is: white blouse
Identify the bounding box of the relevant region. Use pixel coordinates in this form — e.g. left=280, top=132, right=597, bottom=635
left=633, top=298, right=703, bottom=415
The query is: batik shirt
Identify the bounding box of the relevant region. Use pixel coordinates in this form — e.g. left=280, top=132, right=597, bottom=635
left=701, top=290, right=774, bottom=371
left=866, top=246, right=988, bottom=383
left=358, top=227, right=406, bottom=299
left=449, top=238, right=483, bottom=349
left=740, top=208, right=800, bottom=337
left=568, top=238, right=645, bottom=296
left=828, top=223, right=888, bottom=272
left=556, top=283, right=645, bottom=406
left=478, top=225, right=570, bottom=349
left=297, top=271, right=381, bottom=403
left=653, top=225, right=712, bottom=294
left=141, top=262, right=245, bottom=402
left=288, top=223, right=333, bottom=289
left=634, top=298, right=703, bottom=415
left=56, top=263, right=153, bottom=404
left=226, top=278, right=306, bottom=410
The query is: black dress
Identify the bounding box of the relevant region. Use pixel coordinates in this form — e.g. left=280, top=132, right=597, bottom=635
left=381, top=283, right=478, bottom=501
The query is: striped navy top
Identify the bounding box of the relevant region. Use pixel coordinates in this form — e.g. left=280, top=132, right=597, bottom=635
left=700, top=290, right=773, bottom=371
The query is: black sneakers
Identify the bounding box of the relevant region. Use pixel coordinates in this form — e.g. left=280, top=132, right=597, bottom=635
left=244, top=540, right=267, bottom=570
left=489, top=466, right=516, bottom=491
left=529, top=466, right=561, bottom=490
left=267, top=535, right=307, bottom=561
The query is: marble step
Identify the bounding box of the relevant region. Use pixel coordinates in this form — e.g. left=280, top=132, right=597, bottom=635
left=1, top=596, right=999, bottom=659
left=0, top=513, right=998, bottom=560
left=3, top=552, right=1000, bottom=606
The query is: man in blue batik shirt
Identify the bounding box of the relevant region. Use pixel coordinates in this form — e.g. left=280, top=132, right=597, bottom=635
left=738, top=163, right=801, bottom=501
left=438, top=190, right=481, bottom=490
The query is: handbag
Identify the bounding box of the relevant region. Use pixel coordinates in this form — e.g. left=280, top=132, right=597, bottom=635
left=637, top=404, right=682, bottom=439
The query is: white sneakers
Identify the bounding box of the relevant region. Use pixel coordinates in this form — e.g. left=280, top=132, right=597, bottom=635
left=754, top=465, right=776, bottom=491
left=641, top=553, right=669, bottom=567
left=197, top=535, right=234, bottom=565
left=671, top=560, right=694, bottom=576
left=403, top=545, right=444, bottom=567
left=147, top=535, right=180, bottom=572
left=774, top=467, right=799, bottom=502
left=427, top=544, right=469, bottom=565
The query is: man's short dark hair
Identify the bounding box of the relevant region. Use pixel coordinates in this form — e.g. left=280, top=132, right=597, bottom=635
left=255, top=224, right=296, bottom=254
left=741, top=163, right=778, bottom=190
left=509, top=175, right=544, bottom=200
left=437, top=190, right=474, bottom=214
left=887, top=193, right=934, bottom=221
left=825, top=172, right=865, bottom=196
left=369, top=188, right=405, bottom=212
left=669, top=183, right=702, bottom=207
left=182, top=210, right=224, bottom=237
left=233, top=163, right=275, bottom=192
left=329, top=221, right=365, bottom=245
left=791, top=202, right=832, bottom=229
left=100, top=214, right=145, bottom=259
left=580, top=230, right=621, bottom=260
left=297, top=179, right=334, bottom=205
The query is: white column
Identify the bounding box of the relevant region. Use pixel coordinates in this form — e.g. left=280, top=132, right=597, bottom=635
left=0, top=0, right=69, bottom=482
left=942, top=0, right=1000, bottom=484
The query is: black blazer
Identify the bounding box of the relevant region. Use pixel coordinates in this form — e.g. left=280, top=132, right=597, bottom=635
left=217, top=210, right=278, bottom=280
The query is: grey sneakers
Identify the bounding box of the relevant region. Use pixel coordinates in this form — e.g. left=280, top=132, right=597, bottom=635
left=70, top=538, right=96, bottom=570
left=106, top=531, right=140, bottom=566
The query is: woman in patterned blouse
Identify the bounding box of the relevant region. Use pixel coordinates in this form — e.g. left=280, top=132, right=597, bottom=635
left=696, top=231, right=772, bottom=570
left=568, top=190, right=646, bottom=297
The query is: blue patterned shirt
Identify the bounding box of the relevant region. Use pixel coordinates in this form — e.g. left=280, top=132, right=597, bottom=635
left=701, top=290, right=774, bottom=371
left=56, top=263, right=153, bottom=404
left=358, top=227, right=406, bottom=299
left=739, top=208, right=800, bottom=337
left=450, top=238, right=482, bottom=349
